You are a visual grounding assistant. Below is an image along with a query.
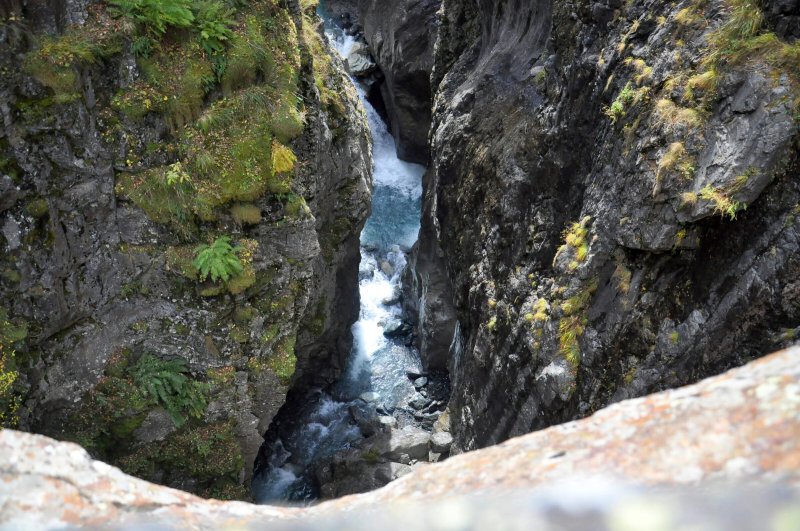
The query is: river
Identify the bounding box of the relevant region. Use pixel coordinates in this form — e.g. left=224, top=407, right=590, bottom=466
left=251, top=7, right=426, bottom=504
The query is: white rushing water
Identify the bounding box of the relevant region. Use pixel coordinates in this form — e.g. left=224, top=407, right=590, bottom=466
left=252, top=7, right=425, bottom=504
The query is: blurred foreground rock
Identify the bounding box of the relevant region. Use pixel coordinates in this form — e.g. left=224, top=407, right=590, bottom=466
left=1, top=346, right=799, bottom=530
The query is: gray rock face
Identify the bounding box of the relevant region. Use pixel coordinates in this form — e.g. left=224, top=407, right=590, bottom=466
left=417, top=0, right=800, bottom=453
left=355, top=0, right=440, bottom=163
left=0, top=0, right=371, bottom=497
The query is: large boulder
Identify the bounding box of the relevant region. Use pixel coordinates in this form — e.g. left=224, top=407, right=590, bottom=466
left=1, top=347, right=799, bottom=528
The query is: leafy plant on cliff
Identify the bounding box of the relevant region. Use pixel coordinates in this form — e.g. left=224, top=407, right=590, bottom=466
left=108, top=0, right=194, bottom=38
left=194, top=1, right=235, bottom=57
left=131, top=354, right=209, bottom=427
left=193, top=236, right=244, bottom=283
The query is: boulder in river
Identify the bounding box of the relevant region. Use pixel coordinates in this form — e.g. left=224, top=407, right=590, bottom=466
left=384, top=426, right=431, bottom=461
left=346, top=47, right=377, bottom=78
left=360, top=392, right=380, bottom=403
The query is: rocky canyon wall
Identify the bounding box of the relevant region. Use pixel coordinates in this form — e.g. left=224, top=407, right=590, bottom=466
left=420, top=0, right=800, bottom=452
left=342, top=0, right=800, bottom=452
left=0, top=0, right=371, bottom=498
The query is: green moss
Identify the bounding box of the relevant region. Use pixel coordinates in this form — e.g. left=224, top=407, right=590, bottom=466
left=24, top=16, right=122, bottom=103
left=233, top=306, right=256, bottom=325
left=25, top=198, right=49, bottom=218
left=266, top=334, right=296, bottom=384
left=230, top=203, right=262, bottom=225
left=165, top=245, right=199, bottom=280
left=260, top=324, right=280, bottom=344
left=207, top=366, right=236, bottom=387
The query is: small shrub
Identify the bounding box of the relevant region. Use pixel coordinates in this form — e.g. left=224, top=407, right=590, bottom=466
left=165, top=161, right=191, bottom=186
left=193, top=236, right=244, bottom=283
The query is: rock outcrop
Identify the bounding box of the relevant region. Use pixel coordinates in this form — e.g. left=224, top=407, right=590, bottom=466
left=417, top=0, right=800, bottom=451
left=0, top=0, right=371, bottom=498
left=2, top=346, right=799, bottom=529
left=334, top=0, right=439, bottom=163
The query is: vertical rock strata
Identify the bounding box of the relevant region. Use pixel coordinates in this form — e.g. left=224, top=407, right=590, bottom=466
left=420, top=0, right=799, bottom=451
left=0, top=0, right=371, bottom=498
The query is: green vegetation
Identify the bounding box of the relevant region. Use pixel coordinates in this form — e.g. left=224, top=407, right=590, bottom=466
left=131, top=354, right=208, bottom=427
left=267, top=335, right=296, bottom=384
left=0, top=309, right=26, bottom=428
left=699, top=184, right=744, bottom=219
left=707, top=0, right=799, bottom=84
left=117, top=421, right=245, bottom=499
left=193, top=236, right=243, bottom=283
left=66, top=350, right=208, bottom=453
left=555, top=216, right=591, bottom=270
left=111, top=1, right=307, bottom=233
left=653, top=98, right=703, bottom=131
left=558, top=280, right=598, bottom=370
left=24, top=16, right=122, bottom=103
left=231, top=203, right=262, bottom=225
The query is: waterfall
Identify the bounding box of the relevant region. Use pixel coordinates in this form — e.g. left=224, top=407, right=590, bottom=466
left=252, top=8, right=426, bottom=504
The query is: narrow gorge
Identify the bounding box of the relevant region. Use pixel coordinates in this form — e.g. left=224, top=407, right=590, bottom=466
left=1, top=0, right=799, bottom=527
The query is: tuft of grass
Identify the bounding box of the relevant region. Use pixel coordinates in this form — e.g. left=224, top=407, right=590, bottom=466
left=653, top=98, right=704, bottom=131
left=655, top=142, right=696, bottom=196
left=699, top=184, right=744, bottom=219
left=556, top=216, right=591, bottom=267
left=704, top=0, right=800, bottom=104
left=25, top=25, right=121, bottom=103
left=680, top=191, right=699, bottom=208
left=557, top=280, right=597, bottom=371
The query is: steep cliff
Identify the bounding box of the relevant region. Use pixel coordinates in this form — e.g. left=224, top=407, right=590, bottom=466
left=0, top=0, right=371, bottom=498
left=418, top=0, right=799, bottom=451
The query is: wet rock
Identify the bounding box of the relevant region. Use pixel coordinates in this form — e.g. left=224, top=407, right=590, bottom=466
left=383, top=319, right=411, bottom=338
left=421, top=0, right=800, bottom=453
left=380, top=260, right=394, bottom=276
left=409, top=395, right=430, bottom=410
left=406, top=369, right=426, bottom=380
left=378, top=415, right=397, bottom=428
left=360, top=392, right=380, bottom=403
left=349, top=403, right=380, bottom=437
left=132, top=408, right=176, bottom=444
left=346, top=42, right=377, bottom=77
left=413, top=376, right=428, bottom=388
left=357, top=0, right=439, bottom=162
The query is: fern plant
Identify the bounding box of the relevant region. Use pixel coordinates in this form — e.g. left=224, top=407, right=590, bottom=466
left=195, top=1, right=235, bottom=56
left=192, top=236, right=244, bottom=283
left=131, top=354, right=208, bottom=427
left=109, top=0, right=195, bottom=37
